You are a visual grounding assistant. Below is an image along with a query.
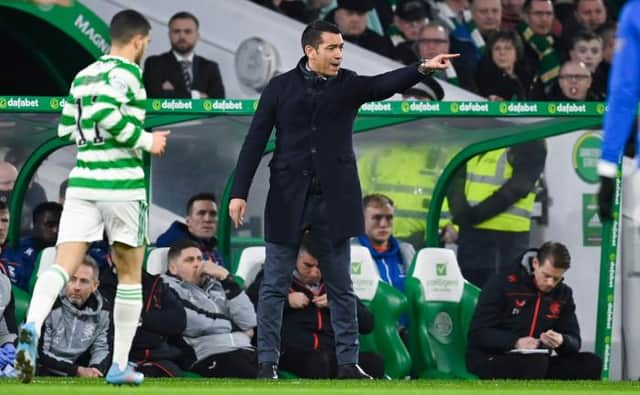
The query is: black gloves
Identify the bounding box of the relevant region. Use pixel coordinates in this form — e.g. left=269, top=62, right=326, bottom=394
left=597, top=176, right=615, bottom=221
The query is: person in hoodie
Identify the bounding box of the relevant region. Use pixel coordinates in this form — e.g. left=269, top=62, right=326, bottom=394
left=161, top=239, right=257, bottom=378
left=466, top=241, right=602, bottom=379
left=355, top=194, right=415, bottom=293
left=37, top=255, right=111, bottom=377
left=156, top=193, right=226, bottom=268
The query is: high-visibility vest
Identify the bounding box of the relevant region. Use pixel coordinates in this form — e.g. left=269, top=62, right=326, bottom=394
left=358, top=146, right=453, bottom=239
left=465, top=148, right=535, bottom=232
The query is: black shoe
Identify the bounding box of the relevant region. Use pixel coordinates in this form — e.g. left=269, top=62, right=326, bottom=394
left=336, top=364, right=373, bottom=379
left=257, top=363, right=278, bottom=379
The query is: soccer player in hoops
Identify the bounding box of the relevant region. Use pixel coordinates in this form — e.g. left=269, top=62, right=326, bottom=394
left=15, top=10, right=169, bottom=385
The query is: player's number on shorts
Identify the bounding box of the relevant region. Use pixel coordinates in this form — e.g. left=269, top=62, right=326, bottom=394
left=75, top=97, right=105, bottom=146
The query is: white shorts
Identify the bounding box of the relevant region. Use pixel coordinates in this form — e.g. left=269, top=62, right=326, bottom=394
left=57, top=199, right=148, bottom=247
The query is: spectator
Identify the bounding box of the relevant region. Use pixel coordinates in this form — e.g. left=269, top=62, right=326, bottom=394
left=161, top=239, right=257, bottom=378
left=4, top=148, right=48, bottom=208
left=389, top=0, right=431, bottom=64
left=0, top=258, right=17, bottom=378
left=354, top=194, right=415, bottom=293
left=156, top=192, right=225, bottom=268
left=591, top=22, right=616, bottom=99
left=501, top=0, right=524, bottom=31
left=252, top=0, right=319, bottom=24
left=448, top=137, right=547, bottom=287
left=517, top=0, right=561, bottom=97
left=546, top=60, right=597, bottom=101
left=6, top=202, right=62, bottom=292
left=417, top=21, right=476, bottom=89
left=466, top=242, right=602, bottom=379
left=567, top=30, right=605, bottom=99
left=0, top=162, right=17, bottom=205
left=248, top=231, right=385, bottom=379
left=37, top=256, right=111, bottom=377
left=434, top=0, right=483, bottom=85
left=144, top=12, right=225, bottom=99
left=99, top=266, right=187, bottom=378
left=476, top=30, right=529, bottom=100
left=324, top=0, right=395, bottom=58
left=472, top=0, right=503, bottom=37
left=574, top=0, right=607, bottom=32
left=568, top=30, right=603, bottom=74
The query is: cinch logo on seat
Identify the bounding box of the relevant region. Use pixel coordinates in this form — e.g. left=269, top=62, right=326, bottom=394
left=351, top=261, right=362, bottom=275
left=436, top=262, right=447, bottom=276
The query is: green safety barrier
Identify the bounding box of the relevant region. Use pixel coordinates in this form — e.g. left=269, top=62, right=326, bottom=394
left=0, top=96, right=611, bottom=116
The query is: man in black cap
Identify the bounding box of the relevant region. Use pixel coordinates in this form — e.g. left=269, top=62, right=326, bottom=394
left=325, top=0, right=395, bottom=58
left=390, top=0, right=432, bottom=64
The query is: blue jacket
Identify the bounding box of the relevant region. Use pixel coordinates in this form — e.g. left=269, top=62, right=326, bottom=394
left=357, top=235, right=406, bottom=291
left=599, top=0, right=640, bottom=175
left=155, top=221, right=226, bottom=268
left=2, top=237, right=43, bottom=292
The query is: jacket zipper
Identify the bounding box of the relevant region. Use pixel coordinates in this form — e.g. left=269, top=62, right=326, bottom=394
left=528, top=291, right=542, bottom=337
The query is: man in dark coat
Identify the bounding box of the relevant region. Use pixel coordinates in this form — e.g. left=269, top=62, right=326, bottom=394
left=143, top=11, right=225, bottom=99
left=228, top=19, right=456, bottom=379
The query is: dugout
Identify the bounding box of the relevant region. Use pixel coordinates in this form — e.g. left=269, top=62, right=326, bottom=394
left=0, top=97, right=620, bottom=379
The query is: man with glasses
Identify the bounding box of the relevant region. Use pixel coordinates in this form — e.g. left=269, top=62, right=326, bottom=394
left=552, top=60, right=594, bottom=101
left=466, top=241, right=602, bottom=379
left=156, top=192, right=226, bottom=268
left=355, top=194, right=415, bottom=293
left=417, top=21, right=475, bottom=89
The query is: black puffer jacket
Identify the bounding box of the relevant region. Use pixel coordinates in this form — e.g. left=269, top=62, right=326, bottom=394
left=467, top=249, right=581, bottom=362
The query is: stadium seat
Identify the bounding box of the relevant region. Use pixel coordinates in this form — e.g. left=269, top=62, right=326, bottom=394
left=234, top=246, right=266, bottom=288
left=146, top=247, right=169, bottom=275
left=405, top=248, right=479, bottom=379
left=12, top=286, right=29, bottom=325
left=350, top=245, right=411, bottom=379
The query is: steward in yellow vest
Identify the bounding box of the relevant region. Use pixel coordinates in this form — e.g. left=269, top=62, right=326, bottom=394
left=448, top=141, right=547, bottom=287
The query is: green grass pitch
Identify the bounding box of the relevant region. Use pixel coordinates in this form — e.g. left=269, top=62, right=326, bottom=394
left=0, top=378, right=638, bottom=395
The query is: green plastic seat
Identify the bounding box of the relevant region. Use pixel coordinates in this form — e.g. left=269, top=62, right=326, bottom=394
left=405, top=247, right=479, bottom=379
left=350, top=245, right=411, bottom=379
left=234, top=246, right=266, bottom=289
left=12, top=285, right=29, bottom=325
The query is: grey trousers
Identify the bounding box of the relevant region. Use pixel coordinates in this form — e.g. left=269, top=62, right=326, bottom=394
left=257, top=193, right=359, bottom=365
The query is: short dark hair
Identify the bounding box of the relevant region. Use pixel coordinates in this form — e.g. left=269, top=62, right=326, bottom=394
left=299, top=230, right=321, bottom=260
left=110, top=9, right=151, bottom=45
left=486, top=30, right=524, bottom=61
left=186, top=192, right=216, bottom=215
left=169, top=11, right=199, bottom=29
left=537, top=241, right=571, bottom=270
left=570, top=30, right=602, bottom=49
left=301, top=20, right=341, bottom=53
left=32, top=202, right=62, bottom=226
left=363, top=193, right=394, bottom=209
left=523, top=0, right=552, bottom=13
left=80, top=255, right=100, bottom=282
left=168, top=238, right=201, bottom=264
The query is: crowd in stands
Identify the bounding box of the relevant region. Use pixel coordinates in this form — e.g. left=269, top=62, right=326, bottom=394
left=249, top=0, right=620, bottom=102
